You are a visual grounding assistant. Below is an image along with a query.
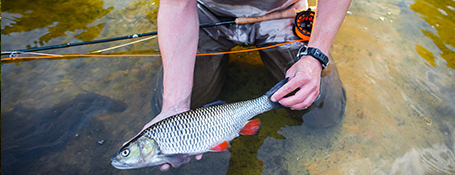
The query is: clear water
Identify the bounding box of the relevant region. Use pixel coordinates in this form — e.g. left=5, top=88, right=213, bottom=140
left=1, top=0, right=454, bottom=174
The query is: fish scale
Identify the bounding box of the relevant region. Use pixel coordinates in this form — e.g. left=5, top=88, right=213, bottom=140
left=145, top=95, right=273, bottom=154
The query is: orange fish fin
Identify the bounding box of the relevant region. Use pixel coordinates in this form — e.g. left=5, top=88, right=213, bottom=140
left=239, top=118, right=261, bottom=135
left=209, top=141, right=230, bottom=152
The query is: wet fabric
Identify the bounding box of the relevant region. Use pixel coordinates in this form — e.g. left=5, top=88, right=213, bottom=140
left=151, top=0, right=346, bottom=128
left=197, top=0, right=307, bottom=45
left=196, top=0, right=299, bottom=17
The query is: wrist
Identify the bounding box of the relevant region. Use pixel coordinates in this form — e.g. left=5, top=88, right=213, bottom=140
left=296, top=46, right=329, bottom=69
left=162, top=96, right=191, bottom=113
left=297, top=55, right=323, bottom=73
left=161, top=74, right=194, bottom=113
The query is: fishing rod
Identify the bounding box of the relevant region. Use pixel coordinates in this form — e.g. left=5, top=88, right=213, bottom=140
left=2, top=8, right=304, bottom=56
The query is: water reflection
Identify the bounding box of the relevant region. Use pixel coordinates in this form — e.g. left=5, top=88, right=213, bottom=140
left=91, top=1, right=159, bottom=54
left=410, top=0, right=455, bottom=69
left=1, top=0, right=113, bottom=48
left=390, top=143, right=455, bottom=174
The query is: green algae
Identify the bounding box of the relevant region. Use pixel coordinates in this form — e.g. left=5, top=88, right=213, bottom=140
left=2, top=0, right=113, bottom=48
left=415, top=43, right=437, bottom=67
left=410, top=0, right=455, bottom=69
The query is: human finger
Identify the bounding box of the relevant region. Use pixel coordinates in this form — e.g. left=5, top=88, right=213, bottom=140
left=270, top=77, right=302, bottom=103
left=171, top=163, right=181, bottom=168
left=289, top=90, right=319, bottom=110
left=159, top=164, right=170, bottom=172
left=195, top=154, right=203, bottom=160
left=278, top=84, right=310, bottom=107
left=279, top=78, right=319, bottom=108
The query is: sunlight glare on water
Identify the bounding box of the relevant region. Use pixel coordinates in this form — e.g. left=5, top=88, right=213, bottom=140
left=1, top=0, right=454, bottom=174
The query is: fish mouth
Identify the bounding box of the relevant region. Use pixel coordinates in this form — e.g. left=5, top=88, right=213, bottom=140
left=111, top=159, right=149, bottom=170
left=110, top=153, right=147, bottom=170
left=110, top=152, right=132, bottom=169
left=110, top=153, right=118, bottom=162
left=111, top=161, right=133, bottom=170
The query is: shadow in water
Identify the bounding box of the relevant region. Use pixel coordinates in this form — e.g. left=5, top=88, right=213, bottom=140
left=1, top=93, right=127, bottom=174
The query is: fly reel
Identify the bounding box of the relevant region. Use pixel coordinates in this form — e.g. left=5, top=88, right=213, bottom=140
left=293, top=8, right=315, bottom=41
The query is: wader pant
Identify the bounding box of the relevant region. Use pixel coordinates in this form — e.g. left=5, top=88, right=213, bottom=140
left=151, top=3, right=346, bottom=128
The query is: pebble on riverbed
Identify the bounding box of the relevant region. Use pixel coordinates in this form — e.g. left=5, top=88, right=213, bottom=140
left=98, top=139, right=105, bottom=145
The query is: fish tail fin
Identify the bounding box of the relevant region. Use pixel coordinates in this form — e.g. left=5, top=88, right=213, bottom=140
left=264, top=78, right=288, bottom=109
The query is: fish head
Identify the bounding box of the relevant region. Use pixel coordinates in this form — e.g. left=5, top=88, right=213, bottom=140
left=111, top=136, right=164, bottom=169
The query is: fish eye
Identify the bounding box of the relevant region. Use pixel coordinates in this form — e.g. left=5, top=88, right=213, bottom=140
left=121, top=148, right=130, bottom=157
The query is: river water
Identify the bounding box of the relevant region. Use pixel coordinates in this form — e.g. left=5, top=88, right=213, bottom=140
left=1, top=0, right=454, bottom=174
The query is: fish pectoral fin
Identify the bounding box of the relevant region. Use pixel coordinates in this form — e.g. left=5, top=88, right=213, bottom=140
left=239, top=118, right=261, bottom=135
left=209, top=141, right=230, bottom=152
left=163, top=154, right=191, bottom=166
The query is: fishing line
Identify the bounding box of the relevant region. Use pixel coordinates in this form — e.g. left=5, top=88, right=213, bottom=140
left=90, top=35, right=158, bottom=53
left=2, top=8, right=305, bottom=56
left=1, top=8, right=316, bottom=63
left=91, top=8, right=314, bottom=54
left=1, top=39, right=304, bottom=62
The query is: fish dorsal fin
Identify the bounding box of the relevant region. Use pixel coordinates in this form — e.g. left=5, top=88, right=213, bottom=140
left=202, top=100, right=227, bottom=107
left=209, top=141, right=230, bottom=152
left=239, top=118, right=261, bottom=135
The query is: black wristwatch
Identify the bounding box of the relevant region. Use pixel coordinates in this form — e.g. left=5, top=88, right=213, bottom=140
left=296, top=46, right=329, bottom=69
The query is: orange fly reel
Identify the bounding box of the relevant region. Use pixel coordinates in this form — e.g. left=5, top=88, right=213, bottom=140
left=294, top=8, right=315, bottom=41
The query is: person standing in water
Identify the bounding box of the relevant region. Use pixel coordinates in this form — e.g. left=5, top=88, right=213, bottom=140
left=147, top=0, right=351, bottom=171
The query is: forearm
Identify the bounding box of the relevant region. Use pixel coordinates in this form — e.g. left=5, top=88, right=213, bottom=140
left=271, top=0, right=351, bottom=109
left=309, top=0, right=351, bottom=54
left=158, top=0, right=199, bottom=113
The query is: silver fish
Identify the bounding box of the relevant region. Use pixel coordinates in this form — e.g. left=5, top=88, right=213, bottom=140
left=111, top=78, right=288, bottom=169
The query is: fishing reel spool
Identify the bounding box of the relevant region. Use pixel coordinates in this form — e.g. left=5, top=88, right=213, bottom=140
left=293, top=8, right=315, bottom=41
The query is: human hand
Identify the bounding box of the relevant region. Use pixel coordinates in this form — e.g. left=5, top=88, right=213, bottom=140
left=271, top=55, right=323, bottom=110
left=142, top=110, right=203, bottom=172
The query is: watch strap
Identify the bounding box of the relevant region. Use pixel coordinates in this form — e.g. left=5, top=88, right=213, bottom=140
left=296, top=46, right=329, bottom=69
